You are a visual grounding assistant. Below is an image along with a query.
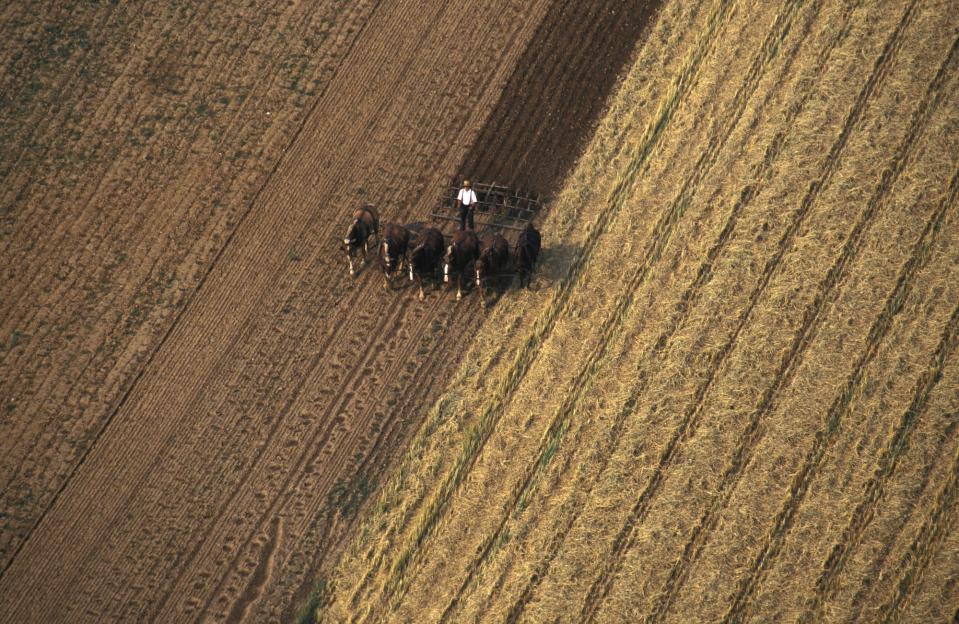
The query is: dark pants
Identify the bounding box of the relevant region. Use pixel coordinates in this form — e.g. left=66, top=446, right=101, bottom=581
left=458, top=204, right=475, bottom=231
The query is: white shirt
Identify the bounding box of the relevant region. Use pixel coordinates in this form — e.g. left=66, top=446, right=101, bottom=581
left=457, top=188, right=478, bottom=206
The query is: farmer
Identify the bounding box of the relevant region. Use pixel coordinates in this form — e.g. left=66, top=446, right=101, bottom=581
left=456, top=179, right=479, bottom=231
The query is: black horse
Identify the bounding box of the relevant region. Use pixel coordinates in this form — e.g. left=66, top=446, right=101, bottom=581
left=408, top=227, right=444, bottom=300
left=378, top=223, right=410, bottom=287
left=514, top=222, right=541, bottom=289
left=342, top=205, right=379, bottom=277
left=475, top=234, right=509, bottom=307
left=443, top=229, right=479, bottom=301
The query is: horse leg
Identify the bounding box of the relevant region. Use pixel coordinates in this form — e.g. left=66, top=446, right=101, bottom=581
left=456, top=273, right=462, bottom=301
left=348, top=254, right=355, bottom=277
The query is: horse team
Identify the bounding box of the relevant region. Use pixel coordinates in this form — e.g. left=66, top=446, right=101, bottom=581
left=342, top=205, right=541, bottom=305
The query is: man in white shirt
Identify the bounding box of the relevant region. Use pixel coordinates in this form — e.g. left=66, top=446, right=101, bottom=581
left=456, top=179, right=478, bottom=231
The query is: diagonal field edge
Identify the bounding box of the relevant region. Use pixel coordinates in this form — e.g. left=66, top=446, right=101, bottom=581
left=428, top=0, right=813, bottom=620
left=502, top=0, right=858, bottom=619
left=350, top=0, right=737, bottom=614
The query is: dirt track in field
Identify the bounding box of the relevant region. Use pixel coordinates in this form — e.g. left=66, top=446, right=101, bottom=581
left=0, top=1, right=654, bottom=621
left=322, top=1, right=959, bottom=622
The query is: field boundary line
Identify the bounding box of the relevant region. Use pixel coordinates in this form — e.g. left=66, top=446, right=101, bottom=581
left=0, top=0, right=386, bottom=585
left=499, top=2, right=859, bottom=618
left=720, top=29, right=959, bottom=624
left=426, top=0, right=814, bottom=620
left=801, top=165, right=959, bottom=622
left=346, top=0, right=737, bottom=614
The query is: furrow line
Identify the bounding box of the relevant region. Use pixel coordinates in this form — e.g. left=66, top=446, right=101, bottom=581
left=580, top=2, right=919, bottom=620
left=188, top=286, right=440, bottom=623
left=844, top=418, right=959, bottom=618
left=655, top=25, right=957, bottom=624
left=139, top=9, right=428, bottom=613
left=802, top=166, right=959, bottom=622
left=501, top=3, right=852, bottom=618
left=147, top=281, right=409, bottom=621
left=437, top=2, right=808, bottom=620
left=268, top=298, right=488, bottom=623
left=721, top=29, right=957, bottom=622
left=874, top=342, right=959, bottom=622
left=0, top=0, right=378, bottom=582
left=144, top=0, right=536, bottom=613
left=0, top=0, right=293, bottom=502
left=347, top=0, right=736, bottom=612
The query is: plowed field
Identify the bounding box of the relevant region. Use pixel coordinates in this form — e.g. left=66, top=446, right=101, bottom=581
left=0, top=1, right=653, bottom=622
left=322, top=0, right=959, bottom=622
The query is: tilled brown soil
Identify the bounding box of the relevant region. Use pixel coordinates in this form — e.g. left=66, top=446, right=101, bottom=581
left=0, top=0, right=655, bottom=621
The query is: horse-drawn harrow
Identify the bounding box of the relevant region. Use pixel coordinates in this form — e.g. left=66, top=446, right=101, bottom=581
left=339, top=180, right=543, bottom=303
left=429, top=180, right=544, bottom=233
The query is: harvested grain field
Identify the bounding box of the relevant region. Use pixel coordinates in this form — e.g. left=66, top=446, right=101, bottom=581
left=321, top=0, right=959, bottom=622
left=0, top=0, right=653, bottom=622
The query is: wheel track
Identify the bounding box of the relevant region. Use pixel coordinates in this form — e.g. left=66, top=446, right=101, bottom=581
left=350, top=0, right=737, bottom=613
left=801, top=165, right=959, bottom=622
left=580, top=2, right=920, bottom=621
left=242, top=296, right=486, bottom=623
left=274, top=300, right=481, bottom=619
left=0, top=0, right=376, bottom=544
left=844, top=416, right=959, bottom=619
left=189, top=287, right=439, bottom=622
left=502, top=2, right=849, bottom=619
left=185, top=0, right=552, bottom=616
left=340, top=0, right=649, bottom=559
left=871, top=315, right=959, bottom=622
left=720, top=26, right=957, bottom=622
left=119, top=14, right=478, bottom=618
left=436, top=2, right=810, bottom=620
left=468, top=8, right=718, bottom=616
left=0, top=2, right=372, bottom=576
left=0, top=0, right=381, bottom=585
left=100, top=0, right=544, bottom=616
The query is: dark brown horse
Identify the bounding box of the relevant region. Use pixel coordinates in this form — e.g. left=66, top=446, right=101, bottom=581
left=378, top=223, right=410, bottom=287
left=342, top=205, right=379, bottom=277
left=514, top=222, right=541, bottom=289
left=408, top=227, right=444, bottom=300
left=443, top=229, right=479, bottom=301
left=475, top=234, right=509, bottom=306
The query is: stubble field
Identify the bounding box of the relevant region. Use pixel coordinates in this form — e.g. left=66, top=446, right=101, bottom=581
left=0, top=1, right=652, bottom=622
left=321, top=0, right=959, bottom=622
